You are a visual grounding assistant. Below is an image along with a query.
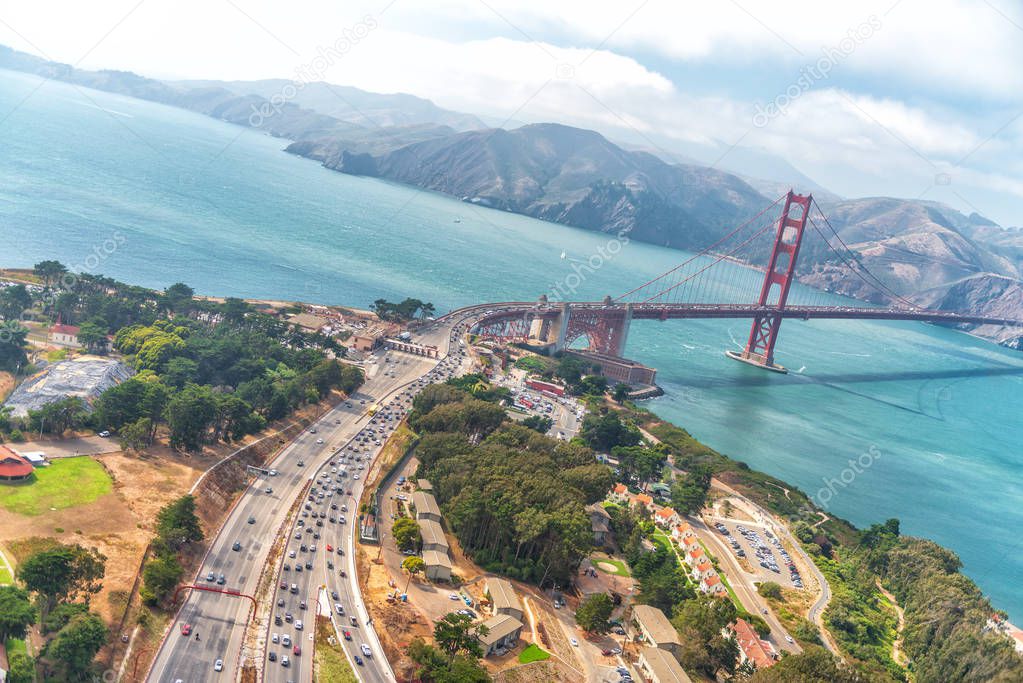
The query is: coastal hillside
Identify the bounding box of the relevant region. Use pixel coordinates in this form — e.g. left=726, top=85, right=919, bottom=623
left=2, top=42, right=1020, bottom=342
left=289, top=122, right=770, bottom=250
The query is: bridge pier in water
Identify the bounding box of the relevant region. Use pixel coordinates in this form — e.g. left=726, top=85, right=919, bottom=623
left=726, top=190, right=812, bottom=374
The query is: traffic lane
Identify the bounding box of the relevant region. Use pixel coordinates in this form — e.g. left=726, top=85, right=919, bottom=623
left=152, top=401, right=384, bottom=681
left=265, top=364, right=431, bottom=681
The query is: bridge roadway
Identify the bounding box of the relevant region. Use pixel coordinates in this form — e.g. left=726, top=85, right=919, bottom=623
left=460, top=300, right=1023, bottom=328
left=147, top=320, right=464, bottom=683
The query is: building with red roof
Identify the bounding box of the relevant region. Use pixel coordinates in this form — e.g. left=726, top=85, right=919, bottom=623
left=48, top=323, right=82, bottom=347
left=731, top=618, right=778, bottom=669
left=0, top=446, right=34, bottom=481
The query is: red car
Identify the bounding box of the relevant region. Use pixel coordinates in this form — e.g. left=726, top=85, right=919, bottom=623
left=326, top=544, right=333, bottom=552
left=280, top=581, right=288, bottom=590
left=180, top=623, right=191, bottom=636
left=343, top=630, right=352, bottom=641
left=293, top=645, right=301, bottom=656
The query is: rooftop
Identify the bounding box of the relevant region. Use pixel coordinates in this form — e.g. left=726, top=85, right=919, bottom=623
left=0, top=446, right=33, bottom=478
left=412, top=490, right=442, bottom=518
left=640, top=647, right=693, bottom=683
left=417, top=478, right=433, bottom=491
left=422, top=549, right=452, bottom=569
left=487, top=577, right=521, bottom=614
left=633, top=605, right=682, bottom=646
left=418, top=518, right=448, bottom=548
left=478, top=614, right=523, bottom=646
left=732, top=619, right=777, bottom=669
left=4, top=357, right=133, bottom=418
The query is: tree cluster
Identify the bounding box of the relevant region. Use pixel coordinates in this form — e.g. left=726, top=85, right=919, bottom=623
left=14, top=542, right=108, bottom=680
left=412, top=384, right=608, bottom=585
left=142, top=495, right=204, bottom=605
left=371, top=297, right=435, bottom=322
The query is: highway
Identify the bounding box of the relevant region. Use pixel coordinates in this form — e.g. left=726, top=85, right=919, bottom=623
left=265, top=348, right=471, bottom=682
left=148, top=315, right=476, bottom=683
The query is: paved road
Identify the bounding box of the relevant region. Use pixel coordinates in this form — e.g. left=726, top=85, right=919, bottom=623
left=148, top=314, right=478, bottom=683
left=264, top=349, right=467, bottom=682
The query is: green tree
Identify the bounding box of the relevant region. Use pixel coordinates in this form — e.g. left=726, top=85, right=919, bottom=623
left=0, top=284, right=32, bottom=320
left=671, top=597, right=740, bottom=677
left=433, top=612, right=486, bottom=660
left=155, top=495, right=204, bottom=551
left=44, top=612, right=107, bottom=678
left=0, top=585, right=36, bottom=642
left=7, top=651, right=35, bottom=683
left=164, top=383, right=217, bottom=450
left=120, top=417, right=153, bottom=452
left=402, top=556, right=426, bottom=592
left=612, top=383, right=630, bottom=403
left=0, top=322, right=29, bottom=371
left=520, top=414, right=554, bottom=433
left=141, top=553, right=183, bottom=605
left=33, top=260, right=68, bottom=288
left=17, top=544, right=106, bottom=620
left=580, top=412, right=641, bottom=452
left=670, top=464, right=712, bottom=514
left=41, top=603, right=89, bottom=635
left=392, top=517, right=422, bottom=552
left=75, top=320, right=108, bottom=353
left=575, top=592, right=613, bottom=634
left=749, top=646, right=860, bottom=682
left=758, top=581, right=783, bottom=600
left=407, top=638, right=490, bottom=683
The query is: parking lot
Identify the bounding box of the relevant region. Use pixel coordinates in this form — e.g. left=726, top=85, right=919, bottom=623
left=709, top=518, right=804, bottom=589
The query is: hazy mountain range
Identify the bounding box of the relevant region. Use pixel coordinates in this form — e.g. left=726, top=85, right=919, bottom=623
left=2, top=43, right=1021, bottom=344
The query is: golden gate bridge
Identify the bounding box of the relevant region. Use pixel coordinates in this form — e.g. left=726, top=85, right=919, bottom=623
left=461, top=191, right=1023, bottom=373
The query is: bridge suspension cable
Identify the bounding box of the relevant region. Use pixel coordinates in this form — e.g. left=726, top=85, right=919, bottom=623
left=615, top=193, right=785, bottom=304
left=806, top=198, right=923, bottom=311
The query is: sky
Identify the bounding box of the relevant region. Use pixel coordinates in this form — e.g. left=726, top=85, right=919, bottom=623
left=1, top=0, right=1021, bottom=225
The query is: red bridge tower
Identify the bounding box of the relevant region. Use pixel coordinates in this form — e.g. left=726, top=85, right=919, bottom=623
left=727, top=191, right=812, bottom=373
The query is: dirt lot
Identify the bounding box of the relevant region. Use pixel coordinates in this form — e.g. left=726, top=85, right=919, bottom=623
left=0, top=448, right=201, bottom=624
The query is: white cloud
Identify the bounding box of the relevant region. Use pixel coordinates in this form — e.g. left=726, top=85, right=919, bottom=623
left=0, top=0, right=1018, bottom=223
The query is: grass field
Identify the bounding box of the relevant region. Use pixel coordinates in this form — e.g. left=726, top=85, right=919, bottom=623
left=0, top=564, right=12, bottom=584
left=518, top=643, right=551, bottom=664
left=313, top=616, right=358, bottom=683
left=0, top=457, right=113, bottom=516
left=591, top=556, right=631, bottom=577
left=5, top=638, right=28, bottom=658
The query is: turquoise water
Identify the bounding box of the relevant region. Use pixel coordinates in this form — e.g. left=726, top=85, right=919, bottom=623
left=2, top=69, right=1021, bottom=617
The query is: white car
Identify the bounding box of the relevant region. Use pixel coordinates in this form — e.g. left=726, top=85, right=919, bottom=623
left=570, top=638, right=578, bottom=647
left=361, top=643, right=372, bottom=657
left=295, top=620, right=303, bottom=630
left=272, top=633, right=279, bottom=643
left=214, top=658, right=223, bottom=671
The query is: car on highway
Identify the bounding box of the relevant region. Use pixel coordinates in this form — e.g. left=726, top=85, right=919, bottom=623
left=268, top=651, right=276, bottom=662
left=214, top=658, right=223, bottom=672
left=232, top=541, right=241, bottom=551
left=206, top=572, right=215, bottom=582
left=361, top=643, right=372, bottom=657
left=343, top=630, right=352, bottom=640
left=295, top=620, right=303, bottom=630
left=265, top=487, right=273, bottom=494
left=180, top=623, right=191, bottom=636
left=248, top=516, right=256, bottom=524
left=281, top=654, right=290, bottom=667
left=293, top=644, right=301, bottom=655
left=354, top=655, right=363, bottom=666
left=217, top=574, right=226, bottom=585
